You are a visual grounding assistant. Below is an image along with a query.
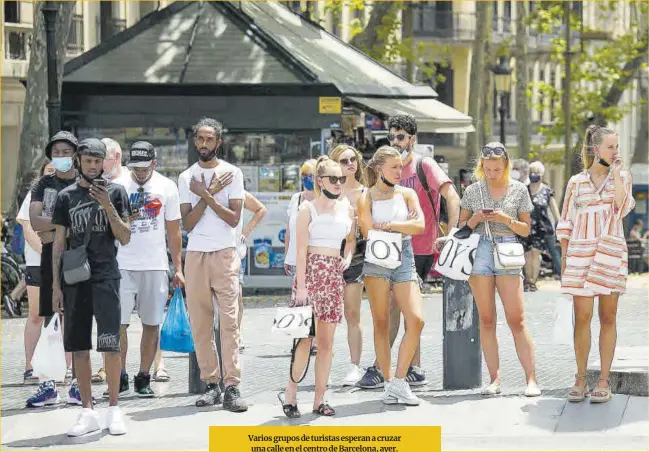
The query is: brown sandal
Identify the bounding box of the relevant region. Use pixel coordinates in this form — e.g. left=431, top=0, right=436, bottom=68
left=590, top=377, right=612, bottom=403
left=567, top=374, right=588, bottom=402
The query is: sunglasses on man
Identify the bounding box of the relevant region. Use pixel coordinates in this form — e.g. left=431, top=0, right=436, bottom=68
left=387, top=133, right=411, bottom=142
left=321, top=175, right=347, bottom=185
left=481, top=146, right=508, bottom=158
left=338, top=156, right=357, bottom=166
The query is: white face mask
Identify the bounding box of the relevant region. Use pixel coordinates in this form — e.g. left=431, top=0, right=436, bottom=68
left=511, top=170, right=521, bottom=180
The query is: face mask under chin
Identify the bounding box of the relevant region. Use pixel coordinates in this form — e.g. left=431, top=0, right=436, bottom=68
left=322, top=188, right=340, bottom=200
left=381, top=174, right=395, bottom=188
left=596, top=156, right=611, bottom=167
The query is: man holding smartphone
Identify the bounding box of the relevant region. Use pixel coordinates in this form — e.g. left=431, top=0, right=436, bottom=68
left=51, top=138, right=132, bottom=437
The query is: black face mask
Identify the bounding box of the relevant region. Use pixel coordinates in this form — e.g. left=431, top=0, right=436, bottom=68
left=381, top=174, right=395, bottom=188
left=197, top=146, right=218, bottom=162
left=322, top=188, right=340, bottom=200
left=597, top=156, right=610, bottom=167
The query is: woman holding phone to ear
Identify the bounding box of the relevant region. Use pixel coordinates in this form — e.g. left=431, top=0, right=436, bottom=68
left=456, top=141, right=540, bottom=397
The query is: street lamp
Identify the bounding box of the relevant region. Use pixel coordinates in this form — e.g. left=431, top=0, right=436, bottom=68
left=491, top=56, right=512, bottom=145
left=42, top=1, right=61, bottom=138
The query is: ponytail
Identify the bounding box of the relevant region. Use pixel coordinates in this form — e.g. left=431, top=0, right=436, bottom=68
left=580, top=125, right=615, bottom=170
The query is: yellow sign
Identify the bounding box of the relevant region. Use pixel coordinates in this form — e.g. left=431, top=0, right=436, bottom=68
left=319, top=97, right=342, bottom=114
left=209, top=426, right=441, bottom=452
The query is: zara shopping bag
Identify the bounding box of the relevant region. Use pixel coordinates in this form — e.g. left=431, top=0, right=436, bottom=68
left=434, top=227, right=480, bottom=281
left=31, top=313, right=67, bottom=382
left=271, top=306, right=315, bottom=339
left=364, top=229, right=403, bottom=270
left=160, top=288, right=195, bottom=353
left=552, top=297, right=574, bottom=345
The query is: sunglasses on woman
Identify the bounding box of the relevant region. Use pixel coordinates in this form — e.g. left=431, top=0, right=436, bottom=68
left=339, top=156, right=357, bottom=166
left=481, top=146, right=507, bottom=158
left=321, top=175, right=347, bottom=184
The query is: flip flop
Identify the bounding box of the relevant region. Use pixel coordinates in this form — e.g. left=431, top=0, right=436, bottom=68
left=153, top=368, right=171, bottom=382
left=312, top=403, right=335, bottom=416
left=91, top=368, right=106, bottom=384
left=278, top=392, right=301, bottom=418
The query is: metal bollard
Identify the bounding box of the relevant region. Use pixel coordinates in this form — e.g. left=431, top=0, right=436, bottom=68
left=442, top=277, right=482, bottom=390
left=188, top=322, right=225, bottom=394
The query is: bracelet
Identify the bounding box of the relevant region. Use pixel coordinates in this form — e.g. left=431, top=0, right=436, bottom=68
left=387, top=222, right=392, bottom=232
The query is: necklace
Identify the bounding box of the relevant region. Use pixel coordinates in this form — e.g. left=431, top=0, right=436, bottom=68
left=376, top=184, right=394, bottom=195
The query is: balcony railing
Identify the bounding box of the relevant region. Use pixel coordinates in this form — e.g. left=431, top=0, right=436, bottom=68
left=4, top=23, right=31, bottom=61
left=67, top=14, right=85, bottom=55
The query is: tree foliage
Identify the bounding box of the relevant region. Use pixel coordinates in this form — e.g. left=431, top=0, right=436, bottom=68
left=527, top=1, right=648, bottom=165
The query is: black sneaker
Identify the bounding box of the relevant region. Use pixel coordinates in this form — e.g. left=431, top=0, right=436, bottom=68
left=195, top=383, right=222, bottom=407
left=223, top=386, right=248, bottom=412
left=134, top=373, right=155, bottom=398
left=357, top=366, right=384, bottom=389
left=405, top=366, right=428, bottom=387
left=103, top=372, right=129, bottom=398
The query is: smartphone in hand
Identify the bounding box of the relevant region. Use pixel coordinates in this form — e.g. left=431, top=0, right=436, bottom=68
left=93, top=179, right=107, bottom=188
left=481, top=208, right=494, bottom=214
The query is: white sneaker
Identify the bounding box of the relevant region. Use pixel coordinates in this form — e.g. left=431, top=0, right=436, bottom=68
left=382, top=380, right=398, bottom=405
left=386, top=377, right=420, bottom=406
left=67, top=408, right=101, bottom=437
left=342, top=363, right=363, bottom=386
left=106, top=406, right=127, bottom=436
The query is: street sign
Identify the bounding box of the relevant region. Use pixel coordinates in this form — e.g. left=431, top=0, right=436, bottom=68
left=319, top=97, right=342, bottom=114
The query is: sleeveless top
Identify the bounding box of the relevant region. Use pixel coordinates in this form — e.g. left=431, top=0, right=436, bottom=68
left=370, top=189, right=410, bottom=240
left=308, top=200, right=352, bottom=250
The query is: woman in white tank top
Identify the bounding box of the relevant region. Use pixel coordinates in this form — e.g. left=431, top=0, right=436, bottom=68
left=280, top=156, right=355, bottom=418
left=357, top=146, right=426, bottom=407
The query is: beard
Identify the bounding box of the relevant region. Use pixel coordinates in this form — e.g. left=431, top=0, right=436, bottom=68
left=197, top=146, right=218, bottom=162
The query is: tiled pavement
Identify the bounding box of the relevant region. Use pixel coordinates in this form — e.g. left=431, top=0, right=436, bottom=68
left=1, top=276, right=647, bottom=414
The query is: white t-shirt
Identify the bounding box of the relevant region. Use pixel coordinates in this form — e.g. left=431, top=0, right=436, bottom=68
left=177, top=161, right=245, bottom=252
left=284, top=192, right=303, bottom=266
left=16, top=192, right=40, bottom=267
left=115, top=171, right=182, bottom=271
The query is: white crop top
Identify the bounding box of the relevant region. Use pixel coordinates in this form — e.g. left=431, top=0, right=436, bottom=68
left=371, top=192, right=409, bottom=224
left=308, top=200, right=352, bottom=249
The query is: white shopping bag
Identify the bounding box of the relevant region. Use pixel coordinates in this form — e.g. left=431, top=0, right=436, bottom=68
left=552, top=297, right=574, bottom=345
left=271, top=306, right=314, bottom=339
left=31, top=313, right=67, bottom=382
left=365, top=230, right=402, bottom=270
left=434, top=227, right=480, bottom=281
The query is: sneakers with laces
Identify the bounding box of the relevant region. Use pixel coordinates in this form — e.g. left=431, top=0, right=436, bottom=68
left=195, top=383, right=222, bottom=407
left=382, top=381, right=398, bottom=405
left=357, top=366, right=385, bottom=389
left=133, top=373, right=155, bottom=398
left=341, top=363, right=363, bottom=387
left=105, top=406, right=127, bottom=435
left=67, top=379, right=97, bottom=406
left=103, top=372, right=129, bottom=398
left=223, top=385, right=248, bottom=412
left=405, top=366, right=428, bottom=387
left=67, top=408, right=101, bottom=437
left=386, top=377, right=421, bottom=406
left=26, top=380, right=60, bottom=407
left=23, top=369, right=40, bottom=385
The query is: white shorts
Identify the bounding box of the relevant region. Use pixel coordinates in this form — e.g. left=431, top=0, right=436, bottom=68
left=120, top=270, right=168, bottom=326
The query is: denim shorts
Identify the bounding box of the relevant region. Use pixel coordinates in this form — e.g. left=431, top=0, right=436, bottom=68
left=362, top=238, right=419, bottom=284
left=472, top=235, right=523, bottom=277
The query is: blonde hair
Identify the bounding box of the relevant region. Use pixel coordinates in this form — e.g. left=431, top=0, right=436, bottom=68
left=330, top=144, right=367, bottom=186
left=581, top=125, right=616, bottom=170
left=300, top=159, right=317, bottom=176
left=366, top=146, right=401, bottom=187
left=473, top=141, right=511, bottom=181
left=314, top=155, right=341, bottom=196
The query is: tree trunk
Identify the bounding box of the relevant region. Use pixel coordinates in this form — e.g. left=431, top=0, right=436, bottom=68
left=12, top=1, right=75, bottom=212
left=465, top=1, right=491, bottom=163
left=480, top=23, right=493, bottom=149
left=632, top=82, right=648, bottom=165
left=515, top=1, right=530, bottom=160
left=348, top=1, right=399, bottom=53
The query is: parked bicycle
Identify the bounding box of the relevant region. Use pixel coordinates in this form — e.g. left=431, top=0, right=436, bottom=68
left=2, top=214, right=26, bottom=317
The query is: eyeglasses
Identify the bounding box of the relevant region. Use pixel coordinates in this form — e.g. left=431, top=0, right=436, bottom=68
left=339, top=156, right=357, bottom=166
left=481, top=146, right=508, bottom=158
left=387, top=133, right=410, bottom=142
left=321, top=175, right=346, bottom=185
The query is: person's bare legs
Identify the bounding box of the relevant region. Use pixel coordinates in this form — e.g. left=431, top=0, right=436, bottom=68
left=104, top=351, right=122, bottom=407
left=10, top=278, right=27, bottom=302
left=391, top=281, right=425, bottom=378
left=468, top=275, right=499, bottom=384
left=365, top=277, right=392, bottom=380
left=596, top=293, right=619, bottom=394
left=572, top=296, right=594, bottom=396
left=139, top=324, right=159, bottom=374
left=343, top=283, right=363, bottom=365
left=154, top=346, right=165, bottom=373
left=495, top=275, right=538, bottom=390
left=313, top=320, right=337, bottom=409
left=73, top=351, right=94, bottom=408
left=372, top=290, right=401, bottom=368
left=24, top=286, right=43, bottom=371
left=283, top=338, right=313, bottom=405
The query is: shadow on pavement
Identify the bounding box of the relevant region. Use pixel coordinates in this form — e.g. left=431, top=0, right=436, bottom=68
left=3, top=430, right=109, bottom=448
left=128, top=404, right=223, bottom=422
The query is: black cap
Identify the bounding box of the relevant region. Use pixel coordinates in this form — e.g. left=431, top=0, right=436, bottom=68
left=127, top=141, right=156, bottom=168
left=77, top=138, right=107, bottom=159
left=45, top=131, right=78, bottom=160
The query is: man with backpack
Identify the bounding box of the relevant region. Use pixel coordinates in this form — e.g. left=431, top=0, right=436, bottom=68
left=358, top=114, right=460, bottom=389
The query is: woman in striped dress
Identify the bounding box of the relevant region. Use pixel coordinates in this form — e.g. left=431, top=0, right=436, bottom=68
left=557, top=125, right=635, bottom=404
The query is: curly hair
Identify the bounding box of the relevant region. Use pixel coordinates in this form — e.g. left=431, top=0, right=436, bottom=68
left=192, top=117, right=223, bottom=138
left=387, top=115, right=417, bottom=136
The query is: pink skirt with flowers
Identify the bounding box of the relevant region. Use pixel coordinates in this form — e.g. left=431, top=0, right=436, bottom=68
left=290, top=253, right=344, bottom=324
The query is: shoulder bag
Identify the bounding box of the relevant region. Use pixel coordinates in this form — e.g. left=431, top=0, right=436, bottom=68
left=61, top=203, right=99, bottom=285
left=479, top=182, right=525, bottom=270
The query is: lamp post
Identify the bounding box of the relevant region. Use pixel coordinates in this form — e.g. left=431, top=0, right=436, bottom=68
left=42, top=1, right=60, bottom=137
left=491, top=56, right=512, bottom=146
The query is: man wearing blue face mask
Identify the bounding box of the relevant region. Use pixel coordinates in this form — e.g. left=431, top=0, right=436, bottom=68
left=27, top=131, right=78, bottom=408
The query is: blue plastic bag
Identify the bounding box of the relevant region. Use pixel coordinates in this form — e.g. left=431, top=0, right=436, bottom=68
left=160, top=288, right=195, bottom=353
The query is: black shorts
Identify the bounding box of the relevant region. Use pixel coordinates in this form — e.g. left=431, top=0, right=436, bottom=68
left=414, top=254, right=436, bottom=281
left=39, top=244, right=54, bottom=317
left=63, top=279, right=121, bottom=353
left=343, top=262, right=364, bottom=284
left=25, top=266, right=41, bottom=287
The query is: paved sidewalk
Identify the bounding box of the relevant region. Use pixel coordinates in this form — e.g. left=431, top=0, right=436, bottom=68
left=1, top=277, right=647, bottom=450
